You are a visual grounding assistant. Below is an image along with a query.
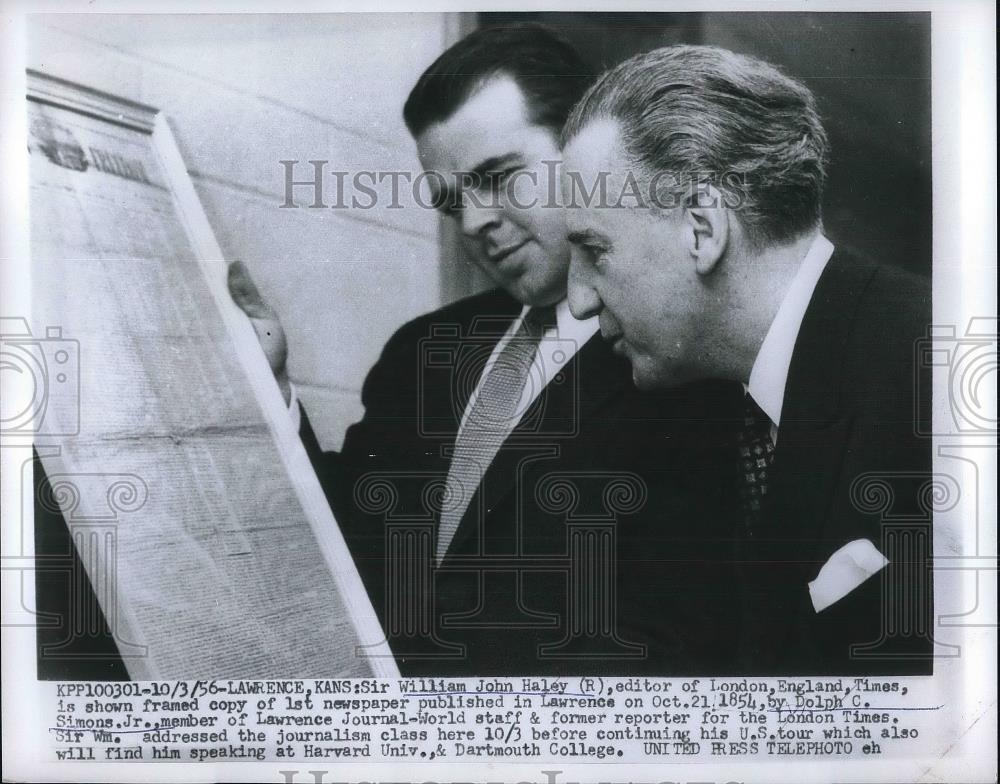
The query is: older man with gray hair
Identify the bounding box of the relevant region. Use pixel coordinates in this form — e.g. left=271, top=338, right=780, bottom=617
left=560, top=45, right=933, bottom=674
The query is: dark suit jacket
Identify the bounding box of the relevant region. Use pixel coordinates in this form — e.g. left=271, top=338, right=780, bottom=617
left=32, top=287, right=742, bottom=679
left=736, top=247, right=933, bottom=675
left=37, top=253, right=929, bottom=679
left=300, top=287, right=745, bottom=676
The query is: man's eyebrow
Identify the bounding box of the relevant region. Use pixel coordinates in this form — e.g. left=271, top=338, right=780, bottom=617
left=431, top=152, right=522, bottom=210
left=567, top=228, right=611, bottom=246
left=469, top=152, right=521, bottom=179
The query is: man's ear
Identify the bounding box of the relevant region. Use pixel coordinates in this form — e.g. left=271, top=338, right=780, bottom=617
left=684, top=185, right=729, bottom=276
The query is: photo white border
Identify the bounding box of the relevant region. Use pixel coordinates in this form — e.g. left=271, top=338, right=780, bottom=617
left=1, top=1, right=995, bottom=782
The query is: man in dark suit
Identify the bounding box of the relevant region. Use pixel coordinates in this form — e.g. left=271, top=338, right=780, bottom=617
left=229, top=26, right=744, bottom=676
left=34, top=24, right=742, bottom=679
left=559, top=45, right=933, bottom=674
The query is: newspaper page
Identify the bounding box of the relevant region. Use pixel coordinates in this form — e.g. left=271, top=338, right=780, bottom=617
left=21, top=71, right=392, bottom=680
left=1, top=3, right=995, bottom=784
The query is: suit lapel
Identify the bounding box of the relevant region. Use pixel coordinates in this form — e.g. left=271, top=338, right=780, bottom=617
left=741, top=250, right=878, bottom=670
left=443, top=331, right=631, bottom=559
left=766, top=250, right=877, bottom=548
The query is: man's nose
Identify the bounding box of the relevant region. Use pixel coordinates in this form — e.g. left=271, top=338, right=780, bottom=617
left=460, top=199, right=502, bottom=238
left=566, top=257, right=603, bottom=320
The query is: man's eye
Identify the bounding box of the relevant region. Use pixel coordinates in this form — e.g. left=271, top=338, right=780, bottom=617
left=488, top=167, right=520, bottom=190
left=432, top=193, right=461, bottom=216
left=575, top=244, right=608, bottom=268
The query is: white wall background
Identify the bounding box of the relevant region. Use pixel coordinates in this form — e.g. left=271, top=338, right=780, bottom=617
left=27, top=13, right=464, bottom=449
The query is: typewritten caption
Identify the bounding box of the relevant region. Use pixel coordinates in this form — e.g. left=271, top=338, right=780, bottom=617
left=45, top=677, right=938, bottom=763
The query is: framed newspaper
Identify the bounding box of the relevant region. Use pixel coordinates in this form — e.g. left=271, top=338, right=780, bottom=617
left=20, top=68, right=397, bottom=681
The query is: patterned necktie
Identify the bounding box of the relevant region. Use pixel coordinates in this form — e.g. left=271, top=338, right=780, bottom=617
left=436, top=305, right=556, bottom=563
left=736, top=393, right=776, bottom=536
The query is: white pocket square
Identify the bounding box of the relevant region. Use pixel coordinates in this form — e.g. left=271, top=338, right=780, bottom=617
left=808, top=539, right=889, bottom=613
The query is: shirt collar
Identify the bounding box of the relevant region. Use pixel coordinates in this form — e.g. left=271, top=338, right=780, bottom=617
left=516, top=298, right=599, bottom=344
left=747, top=233, right=835, bottom=427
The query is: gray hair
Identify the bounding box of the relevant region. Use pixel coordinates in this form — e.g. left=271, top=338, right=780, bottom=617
left=561, top=45, right=828, bottom=247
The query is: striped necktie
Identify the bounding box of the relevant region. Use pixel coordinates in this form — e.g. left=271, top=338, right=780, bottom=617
left=436, top=305, right=556, bottom=563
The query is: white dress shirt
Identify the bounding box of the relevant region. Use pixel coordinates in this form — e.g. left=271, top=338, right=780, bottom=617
left=744, top=233, right=888, bottom=611
left=287, top=298, right=599, bottom=443
left=746, top=232, right=834, bottom=444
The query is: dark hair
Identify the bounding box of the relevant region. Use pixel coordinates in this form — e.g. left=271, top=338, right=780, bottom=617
left=562, top=45, right=829, bottom=247
left=403, top=22, right=594, bottom=139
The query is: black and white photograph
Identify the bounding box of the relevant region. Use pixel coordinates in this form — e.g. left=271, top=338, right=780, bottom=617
left=1, top=2, right=995, bottom=783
